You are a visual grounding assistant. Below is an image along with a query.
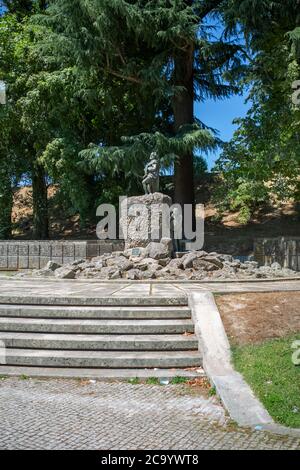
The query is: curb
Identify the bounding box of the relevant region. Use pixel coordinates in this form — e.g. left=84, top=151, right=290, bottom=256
left=188, top=291, right=300, bottom=438
left=1, top=276, right=300, bottom=284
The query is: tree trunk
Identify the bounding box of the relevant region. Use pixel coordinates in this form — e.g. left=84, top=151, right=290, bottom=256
left=173, top=43, right=195, bottom=213
left=32, top=163, right=49, bottom=239
left=0, top=175, right=13, bottom=239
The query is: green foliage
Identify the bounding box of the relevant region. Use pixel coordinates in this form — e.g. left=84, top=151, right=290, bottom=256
left=170, top=376, right=189, bottom=385
left=194, top=155, right=208, bottom=178
left=38, top=0, right=244, bottom=193
left=2, top=1, right=299, bottom=236
left=214, top=0, right=300, bottom=220
left=128, top=377, right=140, bottom=385
left=145, top=377, right=160, bottom=385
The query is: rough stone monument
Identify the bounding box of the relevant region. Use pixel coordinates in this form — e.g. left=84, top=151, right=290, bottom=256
left=120, top=192, right=173, bottom=250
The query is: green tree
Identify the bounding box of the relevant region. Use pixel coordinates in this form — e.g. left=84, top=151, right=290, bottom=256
left=0, top=8, right=52, bottom=238
left=0, top=13, right=26, bottom=238
left=41, top=0, right=245, bottom=213
left=1, top=1, right=46, bottom=17
left=215, top=0, right=300, bottom=222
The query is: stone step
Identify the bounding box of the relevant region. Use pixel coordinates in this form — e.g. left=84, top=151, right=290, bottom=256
left=0, top=305, right=191, bottom=320
left=0, top=365, right=205, bottom=381
left=3, top=349, right=202, bottom=369
left=0, top=332, right=198, bottom=351
left=0, top=317, right=194, bottom=335
left=0, top=295, right=187, bottom=307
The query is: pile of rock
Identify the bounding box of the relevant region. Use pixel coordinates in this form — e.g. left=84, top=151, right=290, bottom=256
left=17, top=238, right=298, bottom=281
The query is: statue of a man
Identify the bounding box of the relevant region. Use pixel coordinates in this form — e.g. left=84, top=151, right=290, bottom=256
left=142, top=152, right=160, bottom=194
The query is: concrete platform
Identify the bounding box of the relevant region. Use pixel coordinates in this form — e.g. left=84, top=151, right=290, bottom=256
left=0, top=366, right=204, bottom=381
left=0, top=304, right=192, bottom=319
left=0, top=317, right=194, bottom=334
left=4, top=349, right=202, bottom=369
left=0, top=332, right=198, bottom=351
left=0, top=277, right=299, bottom=299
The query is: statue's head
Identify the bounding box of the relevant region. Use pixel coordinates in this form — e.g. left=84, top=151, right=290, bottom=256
left=150, top=151, right=158, bottom=161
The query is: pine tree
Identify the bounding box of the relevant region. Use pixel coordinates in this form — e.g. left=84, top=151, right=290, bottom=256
left=42, top=0, right=245, bottom=213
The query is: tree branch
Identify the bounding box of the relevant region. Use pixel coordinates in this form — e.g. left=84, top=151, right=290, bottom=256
left=197, top=0, right=225, bottom=20
left=105, top=68, right=142, bottom=84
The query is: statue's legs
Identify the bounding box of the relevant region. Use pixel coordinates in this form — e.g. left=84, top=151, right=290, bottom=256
left=143, top=176, right=154, bottom=194
left=142, top=181, right=148, bottom=194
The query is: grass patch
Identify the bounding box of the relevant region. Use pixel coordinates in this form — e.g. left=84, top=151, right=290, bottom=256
left=170, top=376, right=189, bottom=385
left=232, top=335, right=300, bottom=428
left=146, top=377, right=160, bottom=385
left=19, top=374, right=29, bottom=381
left=128, top=377, right=139, bottom=385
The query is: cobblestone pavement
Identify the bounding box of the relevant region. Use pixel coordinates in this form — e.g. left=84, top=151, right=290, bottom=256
left=0, top=378, right=299, bottom=450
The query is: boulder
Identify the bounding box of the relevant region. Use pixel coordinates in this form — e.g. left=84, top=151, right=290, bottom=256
left=158, top=258, right=171, bottom=267
left=136, top=258, right=162, bottom=272
left=192, top=258, right=219, bottom=272
left=181, top=252, right=198, bottom=269
left=202, top=256, right=224, bottom=269
left=181, top=251, right=206, bottom=269
left=54, top=267, right=76, bottom=279
left=168, top=258, right=184, bottom=270
left=244, top=261, right=259, bottom=269
left=145, top=239, right=172, bottom=260
left=34, top=269, right=55, bottom=278
left=110, top=270, right=121, bottom=280
left=161, top=237, right=173, bottom=252
left=143, top=269, right=158, bottom=280
left=70, top=259, right=85, bottom=267
left=106, top=256, right=133, bottom=272
left=271, top=262, right=282, bottom=270
left=126, top=269, right=144, bottom=280
left=219, top=254, right=233, bottom=263
left=45, top=261, right=61, bottom=272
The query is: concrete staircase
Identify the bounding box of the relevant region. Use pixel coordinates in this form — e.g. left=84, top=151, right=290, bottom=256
left=0, top=296, right=202, bottom=379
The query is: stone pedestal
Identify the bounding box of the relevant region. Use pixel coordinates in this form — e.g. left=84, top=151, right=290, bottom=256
left=120, top=192, right=172, bottom=249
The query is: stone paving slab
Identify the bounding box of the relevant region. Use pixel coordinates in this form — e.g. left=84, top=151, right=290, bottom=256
left=0, top=378, right=299, bottom=450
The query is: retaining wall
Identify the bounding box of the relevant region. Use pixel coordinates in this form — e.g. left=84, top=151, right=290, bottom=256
left=254, top=237, right=300, bottom=271
left=0, top=240, right=124, bottom=270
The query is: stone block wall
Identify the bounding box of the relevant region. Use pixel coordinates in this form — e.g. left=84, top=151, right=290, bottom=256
left=0, top=240, right=124, bottom=270
left=254, top=237, right=300, bottom=271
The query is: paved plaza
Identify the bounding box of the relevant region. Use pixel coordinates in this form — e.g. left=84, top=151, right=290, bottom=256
left=0, top=377, right=299, bottom=450
left=0, top=277, right=299, bottom=449
left=0, top=277, right=300, bottom=300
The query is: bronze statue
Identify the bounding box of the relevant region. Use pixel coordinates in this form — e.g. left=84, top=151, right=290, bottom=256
left=142, top=152, right=160, bottom=194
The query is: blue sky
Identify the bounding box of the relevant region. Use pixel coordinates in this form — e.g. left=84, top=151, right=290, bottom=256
left=196, top=92, right=250, bottom=170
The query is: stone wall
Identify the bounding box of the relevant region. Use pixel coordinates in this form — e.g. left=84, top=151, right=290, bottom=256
left=0, top=240, right=124, bottom=270
left=203, top=235, right=254, bottom=256
left=254, top=237, right=300, bottom=271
